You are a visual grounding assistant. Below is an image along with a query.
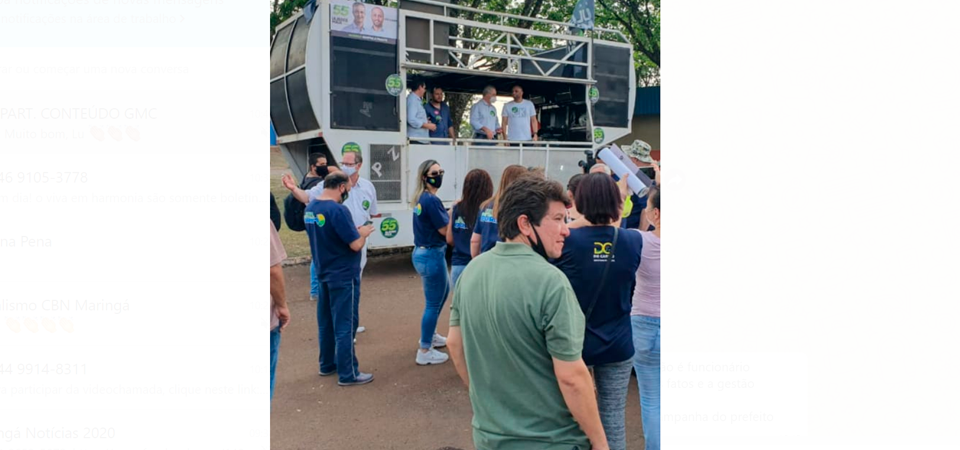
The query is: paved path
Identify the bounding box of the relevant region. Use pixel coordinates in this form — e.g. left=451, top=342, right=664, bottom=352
left=271, top=253, right=645, bottom=449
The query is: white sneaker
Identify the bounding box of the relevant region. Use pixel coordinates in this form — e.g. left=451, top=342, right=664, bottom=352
left=356, top=326, right=366, bottom=333
left=414, top=334, right=447, bottom=348
left=416, top=348, right=449, bottom=365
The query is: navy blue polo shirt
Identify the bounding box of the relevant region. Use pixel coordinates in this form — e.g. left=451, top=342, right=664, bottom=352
left=413, top=191, right=449, bottom=248
left=450, top=203, right=475, bottom=266
left=424, top=101, right=452, bottom=139
left=553, top=226, right=643, bottom=366
left=305, top=200, right=361, bottom=282
left=473, top=200, right=500, bottom=254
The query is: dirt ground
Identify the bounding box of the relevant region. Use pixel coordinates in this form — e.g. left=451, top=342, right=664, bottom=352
left=271, top=253, right=645, bottom=449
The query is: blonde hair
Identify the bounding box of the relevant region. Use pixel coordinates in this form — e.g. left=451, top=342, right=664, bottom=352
left=490, top=164, right=529, bottom=217
left=410, top=159, right=440, bottom=208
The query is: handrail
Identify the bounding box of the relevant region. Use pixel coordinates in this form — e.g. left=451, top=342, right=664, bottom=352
left=403, top=0, right=629, bottom=44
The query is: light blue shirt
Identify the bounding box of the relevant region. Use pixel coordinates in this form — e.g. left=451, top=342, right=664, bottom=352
left=407, top=92, right=429, bottom=140
left=470, top=99, right=499, bottom=135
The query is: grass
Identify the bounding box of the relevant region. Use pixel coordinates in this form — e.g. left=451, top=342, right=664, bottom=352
left=271, top=147, right=312, bottom=259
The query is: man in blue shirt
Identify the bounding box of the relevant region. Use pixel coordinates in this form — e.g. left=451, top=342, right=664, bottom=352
left=304, top=172, right=376, bottom=386
left=406, top=80, right=435, bottom=144
left=424, top=86, right=456, bottom=145
left=469, top=85, right=502, bottom=145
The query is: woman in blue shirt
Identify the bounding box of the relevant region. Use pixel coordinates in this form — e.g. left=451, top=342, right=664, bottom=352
left=470, top=164, right=529, bottom=257
left=553, top=173, right=644, bottom=450
left=411, top=159, right=452, bottom=366
left=445, top=169, right=493, bottom=289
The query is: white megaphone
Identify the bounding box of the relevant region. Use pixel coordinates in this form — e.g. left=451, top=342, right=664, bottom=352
left=598, top=145, right=649, bottom=197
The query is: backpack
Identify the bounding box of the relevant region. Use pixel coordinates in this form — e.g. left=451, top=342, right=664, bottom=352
left=284, top=176, right=323, bottom=232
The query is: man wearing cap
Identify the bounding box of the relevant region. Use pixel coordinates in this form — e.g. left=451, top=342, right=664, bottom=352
left=622, top=139, right=659, bottom=230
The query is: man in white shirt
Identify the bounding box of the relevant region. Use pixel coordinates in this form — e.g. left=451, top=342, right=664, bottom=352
left=502, top=84, right=538, bottom=144
left=282, top=150, right=379, bottom=333
left=469, top=85, right=502, bottom=145
left=369, top=6, right=388, bottom=37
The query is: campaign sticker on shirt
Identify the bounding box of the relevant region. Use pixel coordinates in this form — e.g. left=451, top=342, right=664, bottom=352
left=511, top=106, right=519, bottom=114
left=489, top=110, right=496, bottom=117
left=317, top=214, right=326, bottom=227
left=304, top=211, right=317, bottom=225
left=593, top=128, right=605, bottom=144
left=414, top=203, right=422, bottom=216
left=342, top=142, right=361, bottom=155
left=385, top=74, right=403, bottom=96
left=589, top=86, right=600, bottom=104
left=380, top=217, right=399, bottom=238
left=362, top=200, right=371, bottom=210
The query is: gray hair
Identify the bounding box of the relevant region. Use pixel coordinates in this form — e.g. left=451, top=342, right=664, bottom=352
left=482, top=85, right=496, bottom=96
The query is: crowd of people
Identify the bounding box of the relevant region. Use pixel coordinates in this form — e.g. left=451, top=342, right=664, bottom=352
left=268, top=136, right=661, bottom=448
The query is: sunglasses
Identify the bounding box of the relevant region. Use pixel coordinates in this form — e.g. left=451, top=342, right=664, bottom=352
left=427, top=170, right=445, bottom=177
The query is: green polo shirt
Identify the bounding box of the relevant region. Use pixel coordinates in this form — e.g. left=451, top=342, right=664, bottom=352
left=450, top=242, right=588, bottom=450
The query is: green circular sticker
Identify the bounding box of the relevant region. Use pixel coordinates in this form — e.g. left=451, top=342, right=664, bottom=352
left=593, top=128, right=605, bottom=144
left=342, top=142, right=361, bottom=155
left=362, top=200, right=370, bottom=210
left=385, top=74, right=403, bottom=96
left=317, top=214, right=326, bottom=227
left=380, top=217, right=399, bottom=238
left=588, top=87, right=600, bottom=104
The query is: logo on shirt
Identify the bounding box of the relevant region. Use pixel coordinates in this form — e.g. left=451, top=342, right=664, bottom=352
left=385, top=74, right=403, bottom=96
left=489, top=110, right=496, bottom=117
left=511, top=106, right=519, bottom=113
left=317, top=214, right=326, bottom=227
left=304, top=211, right=317, bottom=225
left=479, top=208, right=496, bottom=224
left=414, top=203, right=422, bottom=216
left=454, top=216, right=468, bottom=230
left=593, top=241, right=615, bottom=261
left=362, top=200, right=370, bottom=210
left=380, top=217, right=399, bottom=238
left=594, top=242, right=612, bottom=255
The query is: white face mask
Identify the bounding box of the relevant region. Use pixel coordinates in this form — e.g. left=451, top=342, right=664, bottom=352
left=341, top=165, right=357, bottom=177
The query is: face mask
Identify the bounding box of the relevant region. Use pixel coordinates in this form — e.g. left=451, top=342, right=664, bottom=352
left=316, top=165, right=330, bottom=178
left=342, top=165, right=357, bottom=177
left=340, top=188, right=349, bottom=204
left=427, top=174, right=443, bottom=189
left=529, top=224, right=549, bottom=260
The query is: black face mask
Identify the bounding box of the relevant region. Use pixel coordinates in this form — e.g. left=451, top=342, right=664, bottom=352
left=340, top=188, right=349, bottom=204
left=529, top=224, right=549, bottom=260
left=316, top=165, right=330, bottom=178
left=427, top=174, right=444, bottom=189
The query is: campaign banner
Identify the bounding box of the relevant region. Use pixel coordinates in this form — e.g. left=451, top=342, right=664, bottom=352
left=330, top=0, right=398, bottom=44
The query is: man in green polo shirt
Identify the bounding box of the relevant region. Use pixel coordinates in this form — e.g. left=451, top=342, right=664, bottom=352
left=447, top=176, right=609, bottom=450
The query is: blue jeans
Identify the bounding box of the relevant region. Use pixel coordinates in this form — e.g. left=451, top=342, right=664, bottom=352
left=412, top=246, right=450, bottom=349
left=317, top=277, right=361, bottom=383
left=632, top=315, right=660, bottom=450
left=593, top=358, right=633, bottom=450
left=270, top=326, right=281, bottom=400
left=450, top=264, right=467, bottom=290
left=310, top=261, right=320, bottom=298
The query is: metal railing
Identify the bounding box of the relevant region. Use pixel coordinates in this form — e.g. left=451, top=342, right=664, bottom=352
left=402, top=0, right=630, bottom=44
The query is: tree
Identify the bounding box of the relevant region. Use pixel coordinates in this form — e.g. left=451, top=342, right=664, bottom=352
left=595, top=0, right=660, bottom=86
